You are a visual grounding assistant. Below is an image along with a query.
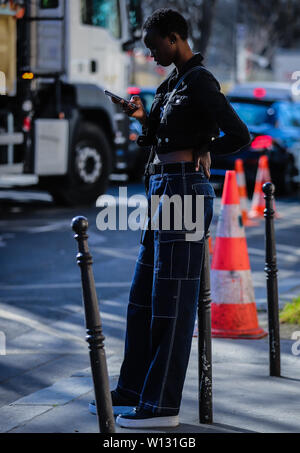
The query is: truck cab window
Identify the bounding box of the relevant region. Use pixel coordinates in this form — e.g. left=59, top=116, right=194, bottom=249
left=81, top=0, right=121, bottom=39
left=40, top=0, right=59, bottom=8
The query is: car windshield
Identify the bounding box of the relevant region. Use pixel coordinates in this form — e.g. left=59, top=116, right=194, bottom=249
left=139, top=92, right=155, bottom=114
left=230, top=102, right=275, bottom=127
left=278, top=102, right=300, bottom=128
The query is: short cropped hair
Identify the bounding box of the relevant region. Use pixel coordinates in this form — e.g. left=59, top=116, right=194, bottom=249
left=143, top=8, right=189, bottom=40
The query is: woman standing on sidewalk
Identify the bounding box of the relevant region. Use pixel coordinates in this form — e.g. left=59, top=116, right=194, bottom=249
left=90, top=8, right=250, bottom=429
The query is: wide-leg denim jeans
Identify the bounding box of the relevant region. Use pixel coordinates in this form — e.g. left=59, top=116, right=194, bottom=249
left=116, top=163, right=216, bottom=416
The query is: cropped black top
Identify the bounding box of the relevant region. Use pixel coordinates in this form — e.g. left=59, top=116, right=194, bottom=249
left=137, top=52, right=251, bottom=155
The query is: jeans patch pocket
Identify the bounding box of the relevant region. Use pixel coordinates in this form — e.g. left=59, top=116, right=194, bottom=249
left=192, top=182, right=215, bottom=234
left=156, top=231, right=204, bottom=280
left=192, top=182, right=216, bottom=198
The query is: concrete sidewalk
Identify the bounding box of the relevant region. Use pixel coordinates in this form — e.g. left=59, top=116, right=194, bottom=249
left=0, top=336, right=299, bottom=434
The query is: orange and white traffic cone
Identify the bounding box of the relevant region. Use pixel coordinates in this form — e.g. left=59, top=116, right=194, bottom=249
left=211, top=170, right=267, bottom=339
left=248, top=155, right=278, bottom=219
left=235, top=159, right=258, bottom=227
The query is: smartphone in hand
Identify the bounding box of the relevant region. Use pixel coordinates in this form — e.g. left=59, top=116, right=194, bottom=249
left=104, top=90, right=138, bottom=111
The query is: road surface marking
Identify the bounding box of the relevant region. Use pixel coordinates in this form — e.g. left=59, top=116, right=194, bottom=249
left=0, top=308, right=86, bottom=346
left=93, top=247, right=137, bottom=260
left=248, top=247, right=299, bottom=263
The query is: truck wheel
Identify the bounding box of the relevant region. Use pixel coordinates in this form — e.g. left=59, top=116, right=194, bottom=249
left=48, top=122, right=112, bottom=206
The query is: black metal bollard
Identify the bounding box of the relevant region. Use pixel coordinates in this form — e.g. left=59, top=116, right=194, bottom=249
left=198, top=231, right=213, bottom=424
left=72, top=216, right=115, bottom=433
left=262, top=183, right=281, bottom=377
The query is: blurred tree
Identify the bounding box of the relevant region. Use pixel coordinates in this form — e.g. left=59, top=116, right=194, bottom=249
left=240, top=0, right=300, bottom=63
left=142, top=0, right=218, bottom=56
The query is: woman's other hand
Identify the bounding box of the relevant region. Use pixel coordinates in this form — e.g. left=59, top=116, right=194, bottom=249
left=194, top=145, right=211, bottom=178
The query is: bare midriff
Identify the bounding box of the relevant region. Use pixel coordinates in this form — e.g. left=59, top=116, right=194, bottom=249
left=153, top=148, right=195, bottom=164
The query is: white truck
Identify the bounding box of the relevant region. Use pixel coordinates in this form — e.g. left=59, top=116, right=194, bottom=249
left=0, top=0, right=142, bottom=205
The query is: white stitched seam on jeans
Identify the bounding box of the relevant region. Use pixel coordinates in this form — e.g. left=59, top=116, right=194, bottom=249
left=182, top=174, right=187, bottom=196
left=170, top=242, right=174, bottom=278
left=117, top=384, right=141, bottom=397
left=166, top=179, right=174, bottom=196
left=129, top=301, right=151, bottom=308
left=158, top=279, right=181, bottom=411
left=136, top=260, right=153, bottom=267
left=140, top=401, right=179, bottom=410
left=186, top=242, right=191, bottom=279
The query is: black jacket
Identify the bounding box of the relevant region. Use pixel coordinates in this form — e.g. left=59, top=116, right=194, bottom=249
left=137, top=52, right=251, bottom=155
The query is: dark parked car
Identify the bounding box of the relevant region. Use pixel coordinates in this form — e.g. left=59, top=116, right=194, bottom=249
left=122, top=83, right=300, bottom=194
left=217, top=82, right=300, bottom=194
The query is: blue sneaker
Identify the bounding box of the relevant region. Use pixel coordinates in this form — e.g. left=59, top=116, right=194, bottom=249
left=89, top=390, right=138, bottom=416
left=116, top=406, right=179, bottom=429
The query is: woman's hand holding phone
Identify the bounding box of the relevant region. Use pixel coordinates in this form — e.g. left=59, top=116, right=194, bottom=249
left=111, top=95, right=148, bottom=126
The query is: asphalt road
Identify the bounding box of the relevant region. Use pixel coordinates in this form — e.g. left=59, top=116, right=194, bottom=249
left=0, top=180, right=299, bottom=409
